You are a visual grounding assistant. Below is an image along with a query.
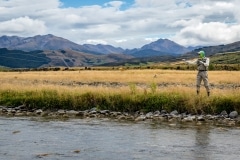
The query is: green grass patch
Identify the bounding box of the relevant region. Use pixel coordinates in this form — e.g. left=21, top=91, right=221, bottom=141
left=1, top=89, right=239, bottom=114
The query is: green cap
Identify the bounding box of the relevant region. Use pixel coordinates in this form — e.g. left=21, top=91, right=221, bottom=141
left=198, top=50, right=205, bottom=58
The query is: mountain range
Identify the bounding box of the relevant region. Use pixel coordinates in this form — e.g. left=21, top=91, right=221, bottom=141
left=0, top=34, right=192, bottom=55
left=0, top=34, right=240, bottom=68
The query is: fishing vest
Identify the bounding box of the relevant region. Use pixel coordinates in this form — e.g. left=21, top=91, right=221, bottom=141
left=197, top=57, right=208, bottom=71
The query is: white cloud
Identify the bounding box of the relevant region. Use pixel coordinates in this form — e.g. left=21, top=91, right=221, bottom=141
left=0, top=0, right=240, bottom=48
left=134, top=0, right=176, bottom=8
left=145, top=37, right=159, bottom=42
left=115, top=39, right=127, bottom=42
left=215, top=2, right=234, bottom=8
left=85, top=39, right=108, bottom=45
left=172, top=22, right=240, bottom=46
left=0, top=16, right=46, bottom=36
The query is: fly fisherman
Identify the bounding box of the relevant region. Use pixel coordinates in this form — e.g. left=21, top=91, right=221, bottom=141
left=184, top=50, right=210, bottom=96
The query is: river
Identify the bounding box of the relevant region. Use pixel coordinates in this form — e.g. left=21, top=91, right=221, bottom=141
left=0, top=117, right=240, bottom=160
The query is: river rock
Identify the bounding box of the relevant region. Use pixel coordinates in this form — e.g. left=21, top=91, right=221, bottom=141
left=135, top=115, right=146, bottom=121
left=26, top=112, right=34, bottom=116
left=135, top=111, right=144, bottom=117
left=229, top=111, right=238, bottom=119
left=161, top=110, right=167, bottom=115
left=170, top=110, right=178, bottom=115
left=153, top=110, right=160, bottom=115
left=7, top=108, right=16, bottom=114
left=89, top=114, right=96, bottom=118
left=126, top=115, right=135, bottom=120
left=1, top=107, right=8, bottom=113
left=35, top=109, right=43, bottom=115
left=118, top=115, right=127, bottom=120
left=197, top=115, right=205, bottom=121
left=146, top=112, right=153, bottom=119
left=154, top=115, right=166, bottom=121
left=76, top=111, right=85, bottom=117
left=182, top=116, right=196, bottom=122
left=205, top=114, right=214, bottom=120
left=41, top=111, right=49, bottom=117
left=222, top=118, right=230, bottom=124
left=15, top=111, right=27, bottom=116
left=168, top=116, right=179, bottom=122
left=15, top=104, right=27, bottom=111
left=220, top=110, right=228, bottom=118
left=89, top=110, right=97, bottom=114
left=66, top=110, right=79, bottom=117
left=100, top=110, right=110, bottom=115
left=227, top=120, right=236, bottom=126
left=57, top=109, right=66, bottom=115
left=110, top=112, right=122, bottom=117
left=90, top=107, right=98, bottom=112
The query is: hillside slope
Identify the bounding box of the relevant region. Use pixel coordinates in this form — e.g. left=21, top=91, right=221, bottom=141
left=210, top=51, right=240, bottom=64
left=0, top=48, right=50, bottom=68
left=185, top=41, right=240, bottom=57
left=0, top=48, right=133, bottom=68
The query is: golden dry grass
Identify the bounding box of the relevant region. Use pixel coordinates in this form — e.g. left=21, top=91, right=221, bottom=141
left=0, top=69, right=239, bottom=113
left=1, top=70, right=239, bottom=83
left=0, top=69, right=239, bottom=96
left=0, top=70, right=239, bottom=86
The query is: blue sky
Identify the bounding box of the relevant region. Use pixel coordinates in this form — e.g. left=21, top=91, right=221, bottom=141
left=1, top=0, right=240, bottom=49
left=60, top=0, right=134, bottom=10
left=61, top=0, right=114, bottom=7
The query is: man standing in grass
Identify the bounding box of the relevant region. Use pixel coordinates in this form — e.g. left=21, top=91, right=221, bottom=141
left=184, top=50, right=210, bottom=96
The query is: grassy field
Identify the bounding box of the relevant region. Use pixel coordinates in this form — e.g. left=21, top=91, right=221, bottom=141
left=0, top=69, right=239, bottom=114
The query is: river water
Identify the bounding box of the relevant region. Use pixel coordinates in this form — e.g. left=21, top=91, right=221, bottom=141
left=0, top=117, right=240, bottom=160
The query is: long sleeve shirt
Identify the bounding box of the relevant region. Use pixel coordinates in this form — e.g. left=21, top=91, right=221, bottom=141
left=185, top=57, right=210, bottom=71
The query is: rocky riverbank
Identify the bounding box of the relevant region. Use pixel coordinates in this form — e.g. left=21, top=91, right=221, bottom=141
left=1, top=105, right=239, bottom=126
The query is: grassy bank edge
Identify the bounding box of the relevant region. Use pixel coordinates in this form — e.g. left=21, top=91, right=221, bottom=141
left=0, top=89, right=239, bottom=115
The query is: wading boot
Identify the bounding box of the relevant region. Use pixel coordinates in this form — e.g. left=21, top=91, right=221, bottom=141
left=207, top=92, right=210, bottom=97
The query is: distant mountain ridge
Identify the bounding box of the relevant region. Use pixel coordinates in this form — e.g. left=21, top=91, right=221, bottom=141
left=82, top=44, right=125, bottom=54
left=141, top=39, right=189, bottom=54
left=0, top=34, right=128, bottom=55
left=0, top=34, right=191, bottom=56
left=124, top=39, right=192, bottom=58
left=0, top=34, right=86, bottom=52
left=1, top=34, right=240, bottom=68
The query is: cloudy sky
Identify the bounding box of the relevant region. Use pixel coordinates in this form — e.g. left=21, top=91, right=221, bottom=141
left=1, top=0, right=240, bottom=49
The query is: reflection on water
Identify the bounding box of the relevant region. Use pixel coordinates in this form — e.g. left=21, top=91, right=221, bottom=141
left=193, top=125, right=211, bottom=160
left=0, top=117, right=240, bottom=160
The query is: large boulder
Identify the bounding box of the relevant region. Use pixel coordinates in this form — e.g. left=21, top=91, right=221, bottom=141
left=229, top=111, right=238, bottom=119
